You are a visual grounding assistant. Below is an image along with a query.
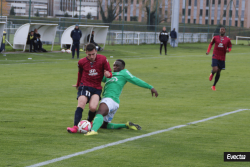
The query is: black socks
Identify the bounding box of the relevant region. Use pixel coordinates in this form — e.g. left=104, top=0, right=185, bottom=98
left=74, top=107, right=83, bottom=126
left=87, top=110, right=96, bottom=122
left=213, top=73, right=221, bottom=86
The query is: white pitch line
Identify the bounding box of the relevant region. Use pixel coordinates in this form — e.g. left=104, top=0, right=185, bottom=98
left=26, top=109, right=249, bottom=167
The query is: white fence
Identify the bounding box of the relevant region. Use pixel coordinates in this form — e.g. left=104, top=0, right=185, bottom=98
left=110, top=31, right=214, bottom=45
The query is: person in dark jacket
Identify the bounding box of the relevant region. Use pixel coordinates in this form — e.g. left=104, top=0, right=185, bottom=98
left=36, top=33, right=47, bottom=52
left=33, top=29, right=39, bottom=52
left=27, top=31, right=35, bottom=52
left=170, top=28, right=177, bottom=48
left=87, top=31, right=103, bottom=51
left=159, top=27, right=169, bottom=55
left=70, top=24, right=82, bottom=59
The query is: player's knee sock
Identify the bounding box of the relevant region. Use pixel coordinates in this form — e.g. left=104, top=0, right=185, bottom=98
left=107, top=123, right=127, bottom=129
left=213, top=73, right=220, bottom=86
left=74, top=107, right=83, bottom=126
left=91, top=114, right=103, bottom=132
left=87, top=110, right=96, bottom=122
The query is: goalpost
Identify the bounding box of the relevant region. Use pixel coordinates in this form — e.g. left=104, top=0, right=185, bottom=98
left=236, top=36, right=250, bottom=45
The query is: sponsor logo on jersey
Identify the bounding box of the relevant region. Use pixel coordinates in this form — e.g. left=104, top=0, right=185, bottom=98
left=218, top=43, right=224, bottom=48
left=105, top=77, right=118, bottom=84
left=89, top=69, right=98, bottom=76
left=161, top=33, right=168, bottom=35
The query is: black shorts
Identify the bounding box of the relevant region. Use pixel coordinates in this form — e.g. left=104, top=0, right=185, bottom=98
left=77, top=86, right=102, bottom=103
left=211, top=58, right=225, bottom=70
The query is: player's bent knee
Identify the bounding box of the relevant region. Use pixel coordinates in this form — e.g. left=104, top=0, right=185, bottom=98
left=89, top=105, right=98, bottom=112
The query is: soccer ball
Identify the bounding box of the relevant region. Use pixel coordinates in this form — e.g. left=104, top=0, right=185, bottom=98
left=66, top=49, right=71, bottom=54
left=78, top=120, right=92, bottom=134
left=61, top=49, right=65, bottom=53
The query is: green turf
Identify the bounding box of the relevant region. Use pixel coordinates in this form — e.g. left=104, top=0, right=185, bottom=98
left=0, top=43, right=250, bottom=167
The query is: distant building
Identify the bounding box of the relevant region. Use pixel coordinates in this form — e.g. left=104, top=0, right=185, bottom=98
left=5, top=0, right=98, bottom=18
left=48, top=0, right=98, bottom=17
left=99, top=0, right=250, bottom=28
left=6, top=0, right=48, bottom=17
left=180, top=0, right=250, bottom=28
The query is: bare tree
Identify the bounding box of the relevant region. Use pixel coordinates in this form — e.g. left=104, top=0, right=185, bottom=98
left=98, top=0, right=123, bottom=23
left=144, top=0, right=164, bottom=30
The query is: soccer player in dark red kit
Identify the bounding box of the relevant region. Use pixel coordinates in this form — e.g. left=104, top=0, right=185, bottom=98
left=67, top=43, right=112, bottom=133
left=206, top=27, right=232, bottom=91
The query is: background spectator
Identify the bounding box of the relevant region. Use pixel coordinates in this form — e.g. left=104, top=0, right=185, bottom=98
left=159, top=27, right=169, bottom=55
left=170, top=28, right=177, bottom=48
left=87, top=31, right=103, bottom=51
left=70, top=24, right=82, bottom=59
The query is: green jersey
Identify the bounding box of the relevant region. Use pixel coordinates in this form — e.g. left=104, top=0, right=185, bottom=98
left=102, top=69, right=153, bottom=104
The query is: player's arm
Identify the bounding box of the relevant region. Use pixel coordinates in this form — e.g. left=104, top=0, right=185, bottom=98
left=72, top=62, right=83, bottom=90
left=102, top=76, right=107, bottom=83
left=125, top=70, right=158, bottom=97
left=226, top=40, right=232, bottom=53
left=206, top=37, right=215, bottom=55
left=103, top=58, right=112, bottom=78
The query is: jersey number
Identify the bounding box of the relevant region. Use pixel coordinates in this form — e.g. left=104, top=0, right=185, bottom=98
left=85, top=91, right=91, bottom=97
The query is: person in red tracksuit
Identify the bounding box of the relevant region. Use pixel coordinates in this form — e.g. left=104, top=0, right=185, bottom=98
left=206, top=27, right=232, bottom=91
left=67, top=43, right=112, bottom=133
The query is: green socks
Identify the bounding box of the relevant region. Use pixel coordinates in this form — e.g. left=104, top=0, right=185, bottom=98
left=107, top=123, right=127, bottom=129
left=92, top=114, right=128, bottom=132
left=91, top=114, right=104, bottom=132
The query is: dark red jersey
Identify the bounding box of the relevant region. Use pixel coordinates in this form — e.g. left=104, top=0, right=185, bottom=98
left=76, top=54, right=112, bottom=90
left=210, top=35, right=232, bottom=61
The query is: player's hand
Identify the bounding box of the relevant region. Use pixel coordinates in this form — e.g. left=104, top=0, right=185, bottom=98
left=104, top=70, right=111, bottom=78
left=151, top=88, right=158, bottom=97
left=72, top=84, right=79, bottom=90
left=206, top=52, right=209, bottom=55
left=226, top=49, right=229, bottom=53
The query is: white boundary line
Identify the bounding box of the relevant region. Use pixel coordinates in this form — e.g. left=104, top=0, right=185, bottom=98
left=27, top=109, right=249, bottom=167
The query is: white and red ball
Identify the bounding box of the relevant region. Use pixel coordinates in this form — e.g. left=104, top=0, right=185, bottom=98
left=78, top=120, right=92, bottom=134
left=61, top=49, right=66, bottom=53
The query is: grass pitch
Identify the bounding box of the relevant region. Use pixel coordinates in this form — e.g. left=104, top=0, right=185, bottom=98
left=0, top=43, right=250, bottom=167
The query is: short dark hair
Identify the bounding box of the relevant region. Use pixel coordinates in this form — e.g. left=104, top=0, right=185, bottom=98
left=86, top=43, right=96, bottom=51
left=220, top=27, right=226, bottom=30
left=116, top=59, right=125, bottom=67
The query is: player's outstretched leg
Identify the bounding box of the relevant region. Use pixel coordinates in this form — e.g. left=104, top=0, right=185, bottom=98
left=126, top=122, right=142, bottom=130
left=85, top=114, right=103, bottom=136
left=67, top=107, right=83, bottom=133
left=67, top=96, right=88, bottom=133
left=211, top=72, right=221, bottom=91
left=106, top=123, right=127, bottom=129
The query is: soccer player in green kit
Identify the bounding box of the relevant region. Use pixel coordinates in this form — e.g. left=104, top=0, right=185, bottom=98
left=85, top=59, right=158, bottom=136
